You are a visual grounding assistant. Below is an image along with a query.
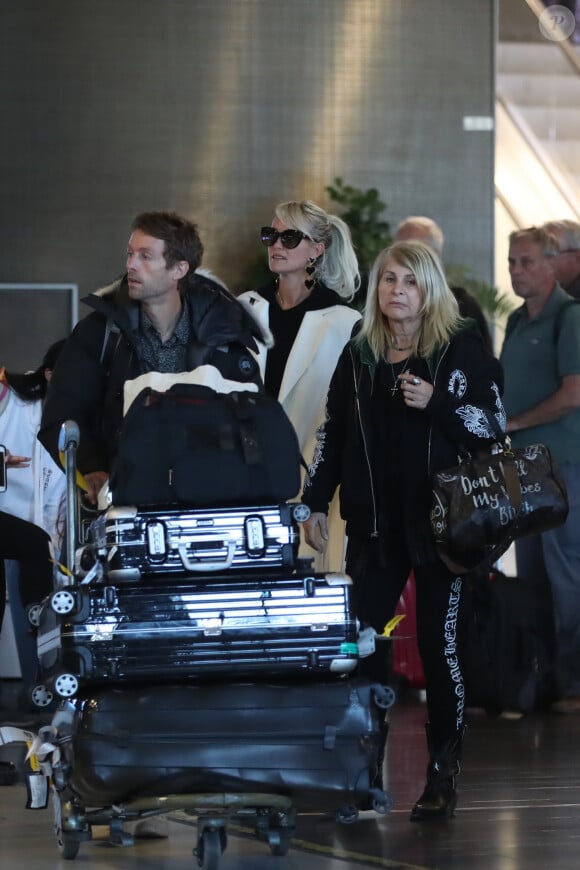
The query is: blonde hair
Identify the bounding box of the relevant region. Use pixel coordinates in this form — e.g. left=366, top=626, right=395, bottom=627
left=274, top=200, right=360, bottom=300
left=357, top=241, right=460, bottom=361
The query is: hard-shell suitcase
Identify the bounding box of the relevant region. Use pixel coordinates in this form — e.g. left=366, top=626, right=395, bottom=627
left=37, top=572, right=359, bottom=699
left=83, top=502, right=308, bottom=582
left=51, top=679, right=394, bottom=813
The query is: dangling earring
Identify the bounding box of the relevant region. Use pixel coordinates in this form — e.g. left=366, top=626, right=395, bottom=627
left=305, top=257, right=316, bottom=290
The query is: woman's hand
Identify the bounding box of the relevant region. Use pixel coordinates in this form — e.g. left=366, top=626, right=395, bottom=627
left=304, top=512, right=329, bottom=553
left=5, top=449, right=31, bottom=468
left=83, top=471, right=110, bottom=505
left=398, top=374, right=433, bottom=410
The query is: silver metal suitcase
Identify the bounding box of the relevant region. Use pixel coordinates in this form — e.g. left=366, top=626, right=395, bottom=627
left=37, top=572, right=358, bottom=700
left=84, top=502, right=310, bottom=582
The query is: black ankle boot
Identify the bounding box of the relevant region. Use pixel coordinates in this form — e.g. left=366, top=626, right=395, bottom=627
left=410, top=724, right=464, bottom=822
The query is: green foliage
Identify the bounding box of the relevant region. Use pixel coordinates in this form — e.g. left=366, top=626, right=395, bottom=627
left=326, top=178, right=514, bottom=324
left=445, top=264, right=517, bottom=324
left=235, top=250, right=270, bottom=294
left=326, top=177, right=392, bottom=274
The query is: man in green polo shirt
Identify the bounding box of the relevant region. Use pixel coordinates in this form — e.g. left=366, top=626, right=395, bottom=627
left=501, top=225, right=580, bottom=714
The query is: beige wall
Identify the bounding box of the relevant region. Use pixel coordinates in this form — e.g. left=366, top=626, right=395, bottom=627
left=0, top=0, right=496, bottom=368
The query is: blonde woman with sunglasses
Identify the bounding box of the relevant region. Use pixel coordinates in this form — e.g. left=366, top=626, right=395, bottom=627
left=238, top=199, right=361, bottom=571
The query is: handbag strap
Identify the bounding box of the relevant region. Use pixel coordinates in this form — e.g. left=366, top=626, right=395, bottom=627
left=500, top=450, right=522, bottom=513
left=481, top=411, right=523, bottom=512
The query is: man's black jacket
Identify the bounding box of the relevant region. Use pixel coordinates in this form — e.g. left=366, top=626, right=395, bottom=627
left=39, top=273, right=269, bottom=476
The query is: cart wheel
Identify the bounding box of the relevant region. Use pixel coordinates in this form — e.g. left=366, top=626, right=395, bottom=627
left=51, top=589, right=77, bottom=615
left=54, top=673, right=79, bottom=698
left=57, top=829, right=80, bottom=861
left=108, top=817, right=135, bottom=847
left=195, top=828, right=221, bottom=870
left=269, top=832, right=292, bottom=856
left=30, top=683, right=54, bottom=708
left=53, top=796, right=81, bottom=861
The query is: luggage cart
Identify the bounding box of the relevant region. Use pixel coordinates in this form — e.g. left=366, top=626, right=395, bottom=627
left=45, top=676, right=394, bottom=867
left=36, top=421, right=394, bottom=867
left=51, top=789, right=299, bottom=866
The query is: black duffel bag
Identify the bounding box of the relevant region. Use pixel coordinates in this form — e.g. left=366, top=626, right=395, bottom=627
left=110, top=384, right=301, bottom=507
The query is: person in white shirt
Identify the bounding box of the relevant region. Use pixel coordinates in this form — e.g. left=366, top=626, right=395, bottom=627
left=0, top=340, right=67, bottom=622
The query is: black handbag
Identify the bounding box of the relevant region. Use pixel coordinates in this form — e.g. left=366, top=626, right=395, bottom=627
left=430, top=436, right=569, bottom=574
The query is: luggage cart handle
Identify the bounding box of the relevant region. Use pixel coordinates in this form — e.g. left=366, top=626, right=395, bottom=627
left=177, top=541, right=236, bottom=572
left=58, top=420, right=80, bottom=452
left=58, top=420, right=81, bottom=580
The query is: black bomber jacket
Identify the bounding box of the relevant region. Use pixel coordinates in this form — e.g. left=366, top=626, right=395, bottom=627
left=302, top=323, right=505, bottom=540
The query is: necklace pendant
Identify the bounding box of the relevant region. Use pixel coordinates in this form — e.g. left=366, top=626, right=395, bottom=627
left=390, top=383, right=398, bottom=397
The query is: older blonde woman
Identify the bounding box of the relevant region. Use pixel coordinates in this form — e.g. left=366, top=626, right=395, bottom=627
left=303, top=241, right=505, bottom=821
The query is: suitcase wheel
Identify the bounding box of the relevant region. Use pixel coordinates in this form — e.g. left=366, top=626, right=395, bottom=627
left=53, top=674, right=80, bottom=699
left=370, top=788, right=395, bottom=815
left=26, top=603, right=43, bottom=628
left=50, top=590, right=77, bottom=616
left=291, top=503, right=311, bottom=523
left=30, top=683, right=54, bottom=708
left=373, top=684, right=397, bottom=710
left=336, top=804, right=359, bottom=825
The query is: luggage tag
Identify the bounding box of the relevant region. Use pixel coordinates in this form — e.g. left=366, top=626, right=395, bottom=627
left=25, top=738, right=50, bottom=810
left=358, top=615, right=407, bottom=657
left=25, top=770, right=49, bottom=810
left=382, top=615, right=406, bottom=637
left=0, top=726, right=50, bottom=809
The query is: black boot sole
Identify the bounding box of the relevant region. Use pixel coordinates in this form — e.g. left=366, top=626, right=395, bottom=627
left=409, top=796, right=457, bottom=822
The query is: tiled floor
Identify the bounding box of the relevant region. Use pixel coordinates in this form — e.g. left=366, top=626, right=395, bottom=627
left=1, top=681, right=580, bottom=869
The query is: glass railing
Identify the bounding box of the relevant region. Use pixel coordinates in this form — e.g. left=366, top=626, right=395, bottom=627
left=494, top=0, right=580, bottom=297
left=497, top=0, right=580, bottom=213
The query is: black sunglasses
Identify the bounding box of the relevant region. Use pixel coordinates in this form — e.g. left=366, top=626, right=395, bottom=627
left=260, top=226, right=309, bottom=249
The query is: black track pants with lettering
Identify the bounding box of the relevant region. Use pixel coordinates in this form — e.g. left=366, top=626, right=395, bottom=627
left=346, top=534, right=466, bottom=737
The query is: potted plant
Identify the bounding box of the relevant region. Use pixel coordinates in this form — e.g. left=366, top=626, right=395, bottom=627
left=326, top=177, right=392, bottom=308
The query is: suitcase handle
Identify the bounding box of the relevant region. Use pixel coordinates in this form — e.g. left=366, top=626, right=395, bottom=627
left=177, top=541, right=236, bottom=572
